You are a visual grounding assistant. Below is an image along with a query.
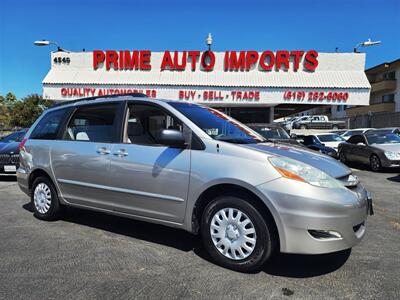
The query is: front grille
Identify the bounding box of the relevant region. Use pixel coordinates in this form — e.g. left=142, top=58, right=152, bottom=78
left=0, top=154, right=11, bottom=164
left=10, top=154, right=19, bottom=164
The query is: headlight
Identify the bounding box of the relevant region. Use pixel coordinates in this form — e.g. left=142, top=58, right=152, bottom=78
left=268, top=156, right=345, bottom=189
left=384, top=151, right=400, bottom=160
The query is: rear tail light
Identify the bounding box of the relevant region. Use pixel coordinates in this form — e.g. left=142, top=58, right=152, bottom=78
left=19, top=138, right=28, bottom=151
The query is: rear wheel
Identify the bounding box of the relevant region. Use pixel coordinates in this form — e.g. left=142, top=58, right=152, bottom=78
left=300, top=125, right=307, bottom=130
left=370, top=155, right=381, bottom=172
left=31, top=176, right=63, bottom=220
left=332, top=125, right=339, bottom=130
left=201, top=196, right=276, bottom=273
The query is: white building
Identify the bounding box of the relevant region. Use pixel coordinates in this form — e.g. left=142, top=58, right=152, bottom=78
left=41, top=50, right=370, bottom=124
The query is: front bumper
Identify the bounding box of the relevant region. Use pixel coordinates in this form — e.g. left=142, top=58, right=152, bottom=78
left=257, top=178, right=371, bottom=255
left=16, top=167, right=30, bottom=196
left=381, top=157, right=400, bottom=168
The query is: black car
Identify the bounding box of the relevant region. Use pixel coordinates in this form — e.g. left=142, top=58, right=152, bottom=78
left=0, top=129, right=28, bottom=174
left=338, top=133, right=400, bottom=171
left=247, top=123, right=301, bottom=145
left=295, top=134, right=337, bottom=158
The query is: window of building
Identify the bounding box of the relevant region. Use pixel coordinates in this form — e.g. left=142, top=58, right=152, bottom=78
left=382, top=94, right=395, bottom=103
left=383, top=71, right=396, bottom=80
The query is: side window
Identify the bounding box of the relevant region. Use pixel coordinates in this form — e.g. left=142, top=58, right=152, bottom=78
left=125, top=104, right=187, bottom=146
left=63, top=104, right=118, bottom=143
left=30, top=109, right=66, bottom=140
left=348, top=135, right=363, bottom=144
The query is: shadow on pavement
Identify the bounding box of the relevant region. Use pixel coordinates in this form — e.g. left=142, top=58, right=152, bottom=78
left=262, top=249, right=351, bottom=278
left=22, top=202, right=351, bottom=277
left=387, top=174, right=400, bottom=182
left=0, top=175, right=17, bottom=182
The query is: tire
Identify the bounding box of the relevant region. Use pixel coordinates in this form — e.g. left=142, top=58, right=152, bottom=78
left=339, top=151, right=347, bottom=164
left=332, top=125, right=339, bottom=130
left=370, top=155, right=381, bottom=172
left=31, top=176, right=63, bottom=221
left=201, top=196, right=276, bottom=273
left=300, top=125, right=307, bottom=130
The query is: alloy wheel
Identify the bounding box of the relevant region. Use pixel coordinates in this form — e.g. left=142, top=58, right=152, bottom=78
left=33, top=183, right=52, bottom=214
left=370, top=156, right=381, bottom=171
left=210, top=208, right=257, bottom=260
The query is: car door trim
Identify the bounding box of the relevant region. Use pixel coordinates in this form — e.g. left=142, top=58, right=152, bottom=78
left=57, top=178, right=185, bottom=202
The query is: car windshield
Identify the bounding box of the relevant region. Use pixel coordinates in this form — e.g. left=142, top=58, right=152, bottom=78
left=317, top=134, right=345, bottom=142
left=366, top=134, right=400, bottom=145
left=169, top=102, right=266, bottom=144
left=343, top=130, right=363, bottom=136
left=250, top=126, right=290, bottom=139
left=0, top=130, right=26, bottom=143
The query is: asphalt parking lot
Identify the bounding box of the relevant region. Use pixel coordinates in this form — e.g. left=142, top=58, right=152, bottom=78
left=0, top=168, right=399, bottom=300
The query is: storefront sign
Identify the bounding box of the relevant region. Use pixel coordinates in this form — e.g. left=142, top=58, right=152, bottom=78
left=92, top=50, right=318, bottom=72
left=54, top=86, right=359, bottom=105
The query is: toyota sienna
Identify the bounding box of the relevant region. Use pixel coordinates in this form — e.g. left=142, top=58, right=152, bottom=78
left=17, top=94, right=373, bottom=272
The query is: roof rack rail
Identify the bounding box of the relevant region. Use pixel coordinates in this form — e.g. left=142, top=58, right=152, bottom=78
left=51, top=92, right=148, bottom=108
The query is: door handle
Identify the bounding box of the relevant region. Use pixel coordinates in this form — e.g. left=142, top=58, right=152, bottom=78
left=113, top=149, right=128, bottom=157
left=97, top=147, right=111, bottom=155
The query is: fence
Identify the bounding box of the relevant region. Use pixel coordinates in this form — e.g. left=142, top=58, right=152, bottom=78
left=334, top=111, right=400, bottom=129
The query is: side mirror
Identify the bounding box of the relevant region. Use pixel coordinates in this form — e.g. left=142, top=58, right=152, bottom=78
left=158, top=129, right=186, bottom=148
left=290, top=133, right=297, bottom=139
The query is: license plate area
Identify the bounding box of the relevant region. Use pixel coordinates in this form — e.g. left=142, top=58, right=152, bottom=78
left=4, top=165, right=16, bottom=172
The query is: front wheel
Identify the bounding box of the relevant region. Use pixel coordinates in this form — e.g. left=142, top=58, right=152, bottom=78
left=332, top=125, right=339, bottom=130
left=31, top=176, right=63, bottom=220
left=300, top=125, right=307, bottom=130
left=201, top=196, right=276, bottom=272
left=339, top=151, right=347, bottom=164
left=370, top=155, right=382, bottom=172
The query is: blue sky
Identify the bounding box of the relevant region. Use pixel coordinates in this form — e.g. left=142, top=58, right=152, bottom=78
left=1, top=0, right=399, bottom=98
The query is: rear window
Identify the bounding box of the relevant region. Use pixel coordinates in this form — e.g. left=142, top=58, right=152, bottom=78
left=30, top=109, right=66, bottom=140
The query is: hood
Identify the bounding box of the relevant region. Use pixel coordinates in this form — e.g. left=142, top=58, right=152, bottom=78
left=242, top=142, right=351, bottom=178
left=322, top=141, right=343, bottom=149
left=0, top=142, right=20, bottom=154
left=371, top=143, right=400, bottom=152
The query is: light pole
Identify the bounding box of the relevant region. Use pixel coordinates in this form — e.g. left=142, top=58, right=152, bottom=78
left=353, top=38, right=381, bottom=53
left=206, top=33, right=213, bottom=51
left=33, top=40, right=69, bottom=52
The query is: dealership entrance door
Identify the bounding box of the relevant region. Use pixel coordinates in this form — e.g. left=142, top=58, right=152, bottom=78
left=215, top=107, right=272, bottom=124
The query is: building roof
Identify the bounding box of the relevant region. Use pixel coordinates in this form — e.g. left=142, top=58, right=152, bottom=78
left=365, top=58, right=400, bottom=74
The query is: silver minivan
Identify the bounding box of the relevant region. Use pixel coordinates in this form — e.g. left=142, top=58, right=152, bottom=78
left=17, top=95, right=373, bottom=272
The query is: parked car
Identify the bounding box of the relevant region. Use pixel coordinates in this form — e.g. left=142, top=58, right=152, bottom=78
left=292, top=115, right=346, bottom=130
left=341, top=128, right=374, bottom=140
left=247, top=123, right=301, bottom=145
left=281, top=116, right=310, bottom=131
left=313, top=133, right=347, bottom=151
left=295, top=134, right=338, bottom=158
left=0, top=129, right=28, bottom=174
left=338, top=133, right=400, bottom=171
left=370, top=127, right=400, bottom=136
left=17, top=95, right=372, bottom=272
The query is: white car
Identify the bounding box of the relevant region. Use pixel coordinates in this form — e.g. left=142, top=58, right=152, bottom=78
left=341, top=128, right=374, bottom=141
left=314, top=133, right=347, bottom=151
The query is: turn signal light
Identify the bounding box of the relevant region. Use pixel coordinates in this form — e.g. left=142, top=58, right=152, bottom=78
left=274, top=167, right=305, bottom=183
